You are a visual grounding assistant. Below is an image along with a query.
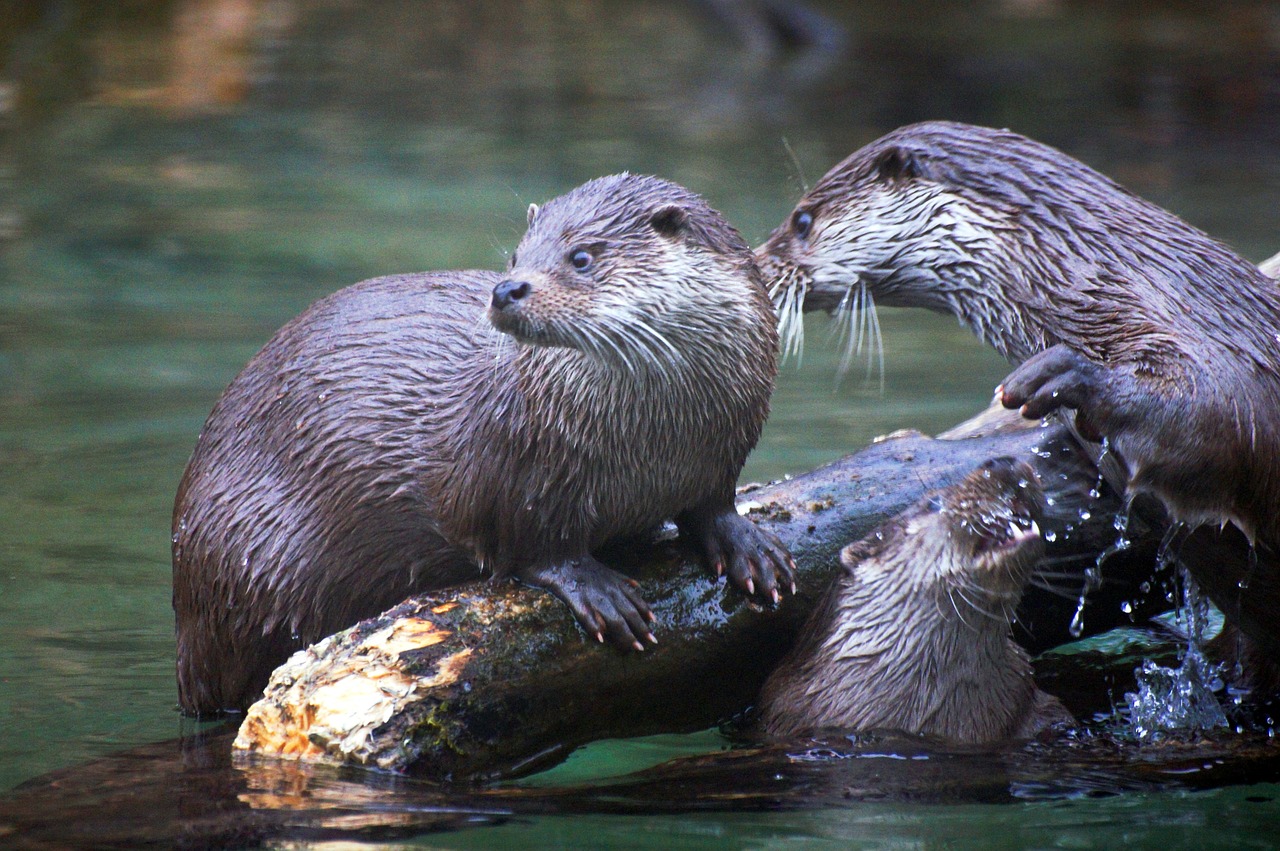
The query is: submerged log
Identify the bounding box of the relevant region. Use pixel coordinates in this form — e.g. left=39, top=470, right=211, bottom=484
left=233, top=409, right=1164, bottom=780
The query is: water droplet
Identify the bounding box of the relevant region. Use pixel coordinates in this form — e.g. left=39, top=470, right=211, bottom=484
left=1079, top=509, right=1092, bottom=521
left=1121, top=601, right=1133, bottom=614
left=1044, top=530, right=1058, bottom=543
left=1068, top=605, right=1085, bottom=638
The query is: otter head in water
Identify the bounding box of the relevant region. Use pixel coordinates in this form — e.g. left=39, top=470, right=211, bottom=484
left=757, top=456, right=1072, bottom=744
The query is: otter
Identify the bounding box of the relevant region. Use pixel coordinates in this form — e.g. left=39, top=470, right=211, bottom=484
left=757, top=120, right=1280, bottom=672
left=758, top=456, right=1071, bottom=744
left=173, top=173, right=793, bottom=714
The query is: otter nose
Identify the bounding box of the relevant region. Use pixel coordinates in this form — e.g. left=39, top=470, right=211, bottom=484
left=491, top=279, right=531, bottom=310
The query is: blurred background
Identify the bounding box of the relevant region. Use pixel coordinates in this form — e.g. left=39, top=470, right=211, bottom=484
left=1, top=0, right=1278, bottom=817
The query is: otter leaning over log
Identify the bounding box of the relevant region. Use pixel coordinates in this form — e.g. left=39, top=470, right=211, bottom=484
left=758, top=456, right=1072, bottom=744
left=173, top=173, right=793, bottom=714
left=757, top=120, right=1280, bottom=675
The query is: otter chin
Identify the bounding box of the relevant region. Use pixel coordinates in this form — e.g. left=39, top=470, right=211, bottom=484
left=757, top=457, right=1071, bottom=745
left=172, top=173, right=793, bottom=715
left=758, top=120, right=1280, bottom=678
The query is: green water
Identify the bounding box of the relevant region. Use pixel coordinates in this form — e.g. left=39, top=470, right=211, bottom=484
left=1, top=0, right=1279, bottom=845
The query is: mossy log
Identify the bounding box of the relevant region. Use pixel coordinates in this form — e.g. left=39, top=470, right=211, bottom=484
left=232, top=408, right=1163, bottom=780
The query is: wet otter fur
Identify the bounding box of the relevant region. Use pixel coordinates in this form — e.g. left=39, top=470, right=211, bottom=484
left=758, top=457, right=1071, bottom=744
left=758, top=120, right=1280, bottom=678
left=174, top=174, right=792, bottom=714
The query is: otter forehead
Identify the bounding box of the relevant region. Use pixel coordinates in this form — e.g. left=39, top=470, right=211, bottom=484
left=518, top=173, right=750, bottom=264
left=804, top=121, right=1127, bottom=220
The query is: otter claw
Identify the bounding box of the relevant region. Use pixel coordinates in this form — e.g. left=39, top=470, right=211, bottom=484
left=682, top=507, right=795, bottom=605
left=524, top=557, right=656, bottom=652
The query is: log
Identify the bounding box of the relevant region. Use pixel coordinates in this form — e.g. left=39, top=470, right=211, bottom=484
left=233, top=409, right=1162, bottom=780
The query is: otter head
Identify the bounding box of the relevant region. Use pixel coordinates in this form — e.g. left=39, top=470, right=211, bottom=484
left=489, top=173, right=774, bottom=373
left=758, top=122, right=1046, bottom=362
left=843, top=455, right=1045, bottom=611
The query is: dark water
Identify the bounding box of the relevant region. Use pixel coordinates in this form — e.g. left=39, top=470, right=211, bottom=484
left=1, top=0, right=1279, bottom=846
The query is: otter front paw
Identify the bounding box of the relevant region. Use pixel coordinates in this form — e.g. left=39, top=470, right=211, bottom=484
left=684, top=509, right=796, bottom=604
left=524, top=558, right=657, bottom=651
left=999, top=344, right=1107, bottom=441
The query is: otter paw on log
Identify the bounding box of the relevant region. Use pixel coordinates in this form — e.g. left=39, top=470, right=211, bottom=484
left=679, top=506, right=796, bottom=603
left=523, top=558, right=657, bottom=651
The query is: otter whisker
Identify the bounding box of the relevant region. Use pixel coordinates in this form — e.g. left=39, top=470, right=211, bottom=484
left=623, top=316, right=686, bottom=369
left=597, top=314, right=676, bottom=374
left=1028, top=576, right=1084, bottom=600
left=952, top=582, right=1006, bottom=625
left=575, top=320, right=638, bottom=374
left=771, top=271, right=807, bottom=365
left=592, top=316, right=647, bottom=373
left=944, top=586, right=979, bottom=633
left=829, top=280, right=885, bottom=389
left=864, top=284, right=885, bottom=392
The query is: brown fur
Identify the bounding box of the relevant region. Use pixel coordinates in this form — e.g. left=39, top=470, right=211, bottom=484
left=174, top=174, right=788, bottom=714
left=758, top=121, right=1280, bottom=678
left=758, top=457, right=1071, bottom=744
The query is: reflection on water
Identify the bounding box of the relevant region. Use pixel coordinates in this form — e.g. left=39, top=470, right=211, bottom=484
left=1, top=0, right=1279, bottom=844
left=1, top=696, right=1278, bottom=848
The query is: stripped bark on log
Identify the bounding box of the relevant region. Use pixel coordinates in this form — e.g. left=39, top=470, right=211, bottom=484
left=233, top=408, right=1164, bottom=780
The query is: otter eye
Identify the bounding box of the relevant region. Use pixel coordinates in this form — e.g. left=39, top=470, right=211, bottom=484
left=569, top=248, right=593, bottom=271
left=792, top=209, right=814, bottom=239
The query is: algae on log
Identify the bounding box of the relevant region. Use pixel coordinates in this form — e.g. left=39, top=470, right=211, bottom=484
left=233, top=412, right=1158, bottom=780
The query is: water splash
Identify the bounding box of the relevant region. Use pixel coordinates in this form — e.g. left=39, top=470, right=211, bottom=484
left=1066, top=481, right=1122, bottom=638
left=1122, top=565, right=1227, bottom=740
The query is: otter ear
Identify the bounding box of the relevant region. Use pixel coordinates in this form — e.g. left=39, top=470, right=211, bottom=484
left=874, top=147, right=926, bottom=182
left=527, top=203, right=539, bottom=227
left=649, top=204, right=689, bottom=237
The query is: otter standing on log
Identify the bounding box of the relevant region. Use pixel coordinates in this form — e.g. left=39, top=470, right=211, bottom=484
left=758, top=457, right=1071, bottom=744
left=757, top=120, right=1280, bottom=673
left=173, top=173, right=793, bottom=715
